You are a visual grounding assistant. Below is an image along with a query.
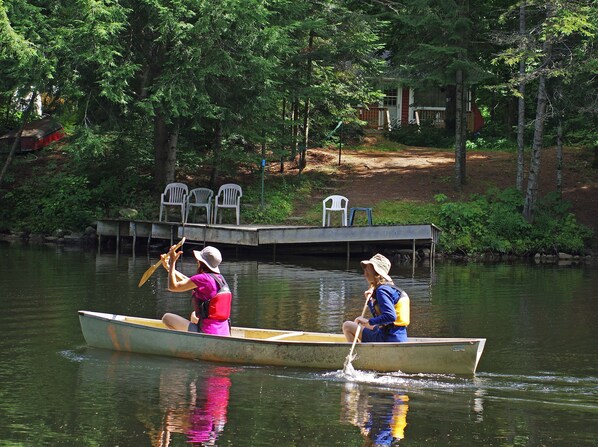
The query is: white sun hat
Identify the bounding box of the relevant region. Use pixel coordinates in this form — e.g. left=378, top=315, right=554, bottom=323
left=193, top=246, right=222, bottom=274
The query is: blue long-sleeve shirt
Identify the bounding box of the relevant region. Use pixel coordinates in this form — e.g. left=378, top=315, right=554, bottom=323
left=367, top=285, right=400, bottom=327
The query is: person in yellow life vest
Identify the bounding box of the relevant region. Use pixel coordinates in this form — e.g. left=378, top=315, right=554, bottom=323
left=343, top=253, right=410, bottom=343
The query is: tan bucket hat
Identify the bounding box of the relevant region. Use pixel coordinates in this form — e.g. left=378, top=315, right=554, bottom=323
left=193, top=246, right=222, bottom=274
left=361, top=253, right=392, bottom=282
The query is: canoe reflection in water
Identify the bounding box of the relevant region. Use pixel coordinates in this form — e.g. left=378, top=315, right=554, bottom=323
left=151, top=366, right=232, bottom=447
left=341, top=383, right=409, bottom=446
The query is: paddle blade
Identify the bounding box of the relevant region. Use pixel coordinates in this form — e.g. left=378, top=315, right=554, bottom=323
left=342, top=323, right=362, bottom=376
left=343, top=358, right=357, bottom=377
left=137, top=261, right=161, bottom=287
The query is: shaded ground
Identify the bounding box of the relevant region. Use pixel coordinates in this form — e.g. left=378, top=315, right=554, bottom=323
left=281, top=142, right=598, bottom=234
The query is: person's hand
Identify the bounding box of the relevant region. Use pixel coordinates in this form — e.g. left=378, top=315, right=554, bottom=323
left=168, top=245, right=183, bottom=263
left=354, top=316, right=373, bottom=330
left=355, top=316, right=369, bottom=326
left=190, top=311, right=199, bottom=324
left=364, top=287, right=374, bottom=300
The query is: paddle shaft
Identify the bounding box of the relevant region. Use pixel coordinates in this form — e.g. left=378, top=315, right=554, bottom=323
left=137, top=237, right=186, bottom=287
left=344, top=290, right=372, bottom=369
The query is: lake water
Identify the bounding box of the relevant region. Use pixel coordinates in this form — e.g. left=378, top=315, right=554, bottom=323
left=0, top=242, right=596, bottom=446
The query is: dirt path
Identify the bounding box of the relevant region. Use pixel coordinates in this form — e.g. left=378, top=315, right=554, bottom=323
left=282, top=145, right=597, bottom=233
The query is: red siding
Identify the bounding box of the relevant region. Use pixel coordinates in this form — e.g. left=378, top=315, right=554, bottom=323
left=471, top=103, right=484, bottom=132
left=401, top=88, right=410, bottom=124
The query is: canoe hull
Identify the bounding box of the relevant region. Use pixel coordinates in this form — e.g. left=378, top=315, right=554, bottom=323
left=78, top=311, right=485, bottom=375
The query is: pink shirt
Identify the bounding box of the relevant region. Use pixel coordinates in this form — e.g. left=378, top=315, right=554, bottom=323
left=190, top=272, right=230, bottom=336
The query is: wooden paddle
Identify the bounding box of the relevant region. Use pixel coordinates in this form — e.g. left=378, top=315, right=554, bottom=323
left=137, top=237, right=186, bottom=287
left=343, top=290, right=373, bottom=374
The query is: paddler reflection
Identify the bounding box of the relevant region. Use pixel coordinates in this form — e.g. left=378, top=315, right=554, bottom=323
left=150, top=366, right=232, bottom=447
left=341, top=382, right=409, bottom=446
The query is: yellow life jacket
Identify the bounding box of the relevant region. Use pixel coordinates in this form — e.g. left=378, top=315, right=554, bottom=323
left=373, top=284, right=410, bottom=327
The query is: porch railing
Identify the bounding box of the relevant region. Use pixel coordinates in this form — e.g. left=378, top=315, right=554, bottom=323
left=357, top=107, right=475, bottom=131
left=414, top=109, right=475, bottom=131
left=358, top=107, right=390, bottom=130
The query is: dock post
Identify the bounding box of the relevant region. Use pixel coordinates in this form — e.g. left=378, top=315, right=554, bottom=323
left=116, top=222, right=120, bottom=253
left=132, top=222, right=137, bottom=252
left=412, top=239, right=416, bottom=264
left=346, top=242, right=352, bottom=270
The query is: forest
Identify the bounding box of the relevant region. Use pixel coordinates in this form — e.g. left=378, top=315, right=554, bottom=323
left=0, top=0, right=596, bottom=255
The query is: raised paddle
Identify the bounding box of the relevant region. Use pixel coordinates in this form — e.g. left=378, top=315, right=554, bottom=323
left=138, top=237, right=186, bottom=287
left=343, top=290, right=373, bottom=375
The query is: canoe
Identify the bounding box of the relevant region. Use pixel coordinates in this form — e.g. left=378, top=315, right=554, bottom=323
left=78, top=311, right=486, bottom=375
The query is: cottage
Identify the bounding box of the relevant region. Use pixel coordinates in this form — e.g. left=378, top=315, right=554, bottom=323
left=359, top=84, right=484, bottom=133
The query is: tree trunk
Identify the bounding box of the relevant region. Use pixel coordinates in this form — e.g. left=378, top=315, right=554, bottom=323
left=209, top=120, right=223, bottom=187
left=153, top=112, right=178, bottom=189
left=522, top=73, right=548, bottom=222
left=299, top=98, right=310, bottom=173
left=516, top=0, right=526, bottom=192
left=445, top=85, right=456, bottom=133
left=454, top=69, right=467, bottom=189
left=291, top=99, right=299, bottom=161
left=280, top=98, right=286, bottom=173
left=556, top=113, right=563, bottom=198
left=522, top=5, right=553, bottom=223
left=298, top=32, right=315, bottom=173
left=0, top=92, right=36, bottom=187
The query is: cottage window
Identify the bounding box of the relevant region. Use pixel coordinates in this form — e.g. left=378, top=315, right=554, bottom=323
left=383, top=89, right=398, bottom=106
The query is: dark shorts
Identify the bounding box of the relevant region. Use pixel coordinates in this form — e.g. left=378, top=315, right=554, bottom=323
left=188, top=322, right=200, bottom=332
left=361, top=325, right=408, bottom=343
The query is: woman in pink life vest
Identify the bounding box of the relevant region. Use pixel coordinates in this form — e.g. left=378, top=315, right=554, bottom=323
left=162, top=245, right=232, bottom=336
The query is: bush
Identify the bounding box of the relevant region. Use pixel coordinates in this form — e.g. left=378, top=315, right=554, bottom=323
left=386, top=121, right=454, bottom=148
left=1, top=171, right=99, bottom=234
left=434, top=188, right=592, bottom=255
left=529, top=192, right=594, bottom=254
left=466, top=136, right=517, bottom=152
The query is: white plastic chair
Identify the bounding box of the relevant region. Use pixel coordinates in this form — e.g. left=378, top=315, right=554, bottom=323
left=214, top=183, right=243, bottom=225
left=159, top=183, right=188, bottom=222
left=185, top=187, right=214, bottom=224
left=322, top=195, right=349, bottom=226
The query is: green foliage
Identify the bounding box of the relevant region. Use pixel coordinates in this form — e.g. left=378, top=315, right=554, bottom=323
left=386, top=123, right=453, bottom=148
left=242, top=180, right=294, bottom=224
left=241, top=174, right=331, bottom=225
left=374, top=201, right=440, bottom=226
left=0, top=170, right=98, bottom=234
left=349, top=139, right=406, bottom=153
left=529, top=192, right=593, bottom=253
left=434, top=188, right=593, bottom=255
left=466, top=137, right=517, bottom=152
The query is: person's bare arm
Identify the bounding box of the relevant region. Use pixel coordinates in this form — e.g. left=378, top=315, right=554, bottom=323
left=166, top=246, right=196, bottom=292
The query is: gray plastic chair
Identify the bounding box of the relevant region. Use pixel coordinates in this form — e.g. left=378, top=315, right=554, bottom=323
left=185, top=187, right=214, bottom=224
left=214, top=184, right=243, bottom=225
left=159, top=183, right=188, bottom=222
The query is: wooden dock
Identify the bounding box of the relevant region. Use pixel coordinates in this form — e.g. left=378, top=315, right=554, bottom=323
left=96, top=219, right=441, bottom=258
